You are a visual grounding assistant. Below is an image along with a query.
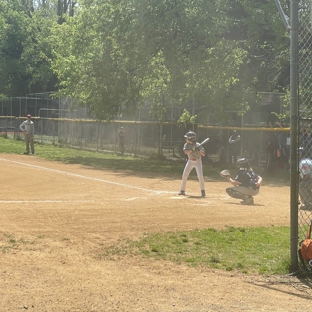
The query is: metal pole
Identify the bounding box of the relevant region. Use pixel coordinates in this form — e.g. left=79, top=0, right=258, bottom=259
left=289, top=0, right=299, bottom=272
left=274, top=0, right=291, bottom=31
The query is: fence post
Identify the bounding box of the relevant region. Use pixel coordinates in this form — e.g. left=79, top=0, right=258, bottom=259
left=158, top=123, right=163, bottom=157
left=80, top=120, right=83, bottom=149
left=259, top=130, right=263, bottom=168
left=289, top=0, right=299, bottom=272
left=53, top=119, right=55, bottom=144
left=96, top=121, right=99, bottom=152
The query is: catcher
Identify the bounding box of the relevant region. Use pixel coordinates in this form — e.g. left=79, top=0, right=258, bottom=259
left=220, top=158, right=262, bottom=205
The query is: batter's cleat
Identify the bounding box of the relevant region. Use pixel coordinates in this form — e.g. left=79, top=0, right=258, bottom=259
left=178, top=191, right=185, bottom=195
left=240, top=197, right=254, bottom=205
left=23, top=152, right=29, bottom=155
left=201, top=190, right=206, bottom=197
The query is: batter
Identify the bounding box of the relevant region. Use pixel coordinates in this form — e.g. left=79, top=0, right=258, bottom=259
left=178, top=131, right=206, bottom=197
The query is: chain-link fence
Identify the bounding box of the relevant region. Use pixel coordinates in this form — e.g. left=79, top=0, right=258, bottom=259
left=0, top=116, right=292, bottom=172
left=0, top=93, right=88, bottom=119
left=298, top=1, right=312, bottom=256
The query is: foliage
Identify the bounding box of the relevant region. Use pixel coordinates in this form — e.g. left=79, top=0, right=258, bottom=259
left=271, top=91, right=290, bottom=122
left=0, top=0, right=292, bottom=122
left=177, top=109, right=197, bottom=128
left=48, top=0, right=288, bottom=121
left=0, top=0, right=60, bottom=97
left=0, top=0, right=30, bottom=96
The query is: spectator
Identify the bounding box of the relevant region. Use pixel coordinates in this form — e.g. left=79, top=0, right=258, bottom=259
left=19, top=114, right=35, bottom=155
left=266, top=122, right=279, bottom=171
left=276, top=122, right=289, bottom=169
left=228, top=130, right=241, bottom=165
left=300, top=127, right=312, bottom=158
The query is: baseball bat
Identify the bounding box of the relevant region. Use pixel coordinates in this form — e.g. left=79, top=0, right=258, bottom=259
left=198, top=137, right=210, bottom=147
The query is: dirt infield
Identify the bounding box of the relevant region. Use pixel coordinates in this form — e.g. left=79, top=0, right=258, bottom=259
left=0, top=153, right=311, bottom=311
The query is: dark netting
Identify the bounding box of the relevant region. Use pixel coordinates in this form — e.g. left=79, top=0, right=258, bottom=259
left=298, top=0, right=312, bottom=268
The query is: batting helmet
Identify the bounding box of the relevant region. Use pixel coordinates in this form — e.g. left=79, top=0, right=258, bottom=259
left=236, top=158, right=250, bottom=169
left=184, top=131, right=196, bottom=142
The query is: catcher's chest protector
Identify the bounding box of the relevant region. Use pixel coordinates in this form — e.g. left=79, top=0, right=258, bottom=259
left=299, top=220, right=312, bottom=267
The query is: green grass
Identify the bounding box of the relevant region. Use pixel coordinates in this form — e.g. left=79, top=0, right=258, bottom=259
left=0, top=137, right=222, bottom=178
left=1, top=233, right=35, bottom=253
left=0, top=137, right=292, bottom=274
left=100, top=226, right=291, bottom=275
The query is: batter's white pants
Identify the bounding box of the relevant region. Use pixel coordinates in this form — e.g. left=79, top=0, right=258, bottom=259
left=180, top=159, right=205, bottom=192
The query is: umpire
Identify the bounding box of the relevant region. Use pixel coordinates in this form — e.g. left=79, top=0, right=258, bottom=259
left=228, top=130, right=241, bottom=165
left=299, top=147, right=312, bottom=210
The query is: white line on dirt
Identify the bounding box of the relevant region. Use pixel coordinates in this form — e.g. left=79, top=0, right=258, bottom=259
left=125, top=197, right=147, bottom=201
left=0, top=157, right=175, bottom=194
left=0, top=200, right=91, bottom=203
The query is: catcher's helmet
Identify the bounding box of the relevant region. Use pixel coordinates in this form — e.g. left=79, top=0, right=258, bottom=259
left=184, top=131, right=196, bottom=142
left=236, top=158, right=250, bottom=168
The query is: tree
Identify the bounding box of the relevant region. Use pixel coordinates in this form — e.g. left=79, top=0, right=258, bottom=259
left=50, top=0, right=251, bottom=120
left=0, top=0, right=290, bottom=121
left=0, top=0, right=33, bottom=97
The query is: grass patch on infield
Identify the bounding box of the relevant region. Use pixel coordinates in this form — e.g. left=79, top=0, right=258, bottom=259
left=100, top=226, right=290, bottom=275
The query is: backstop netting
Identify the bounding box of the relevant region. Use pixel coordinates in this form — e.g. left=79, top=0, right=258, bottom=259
left=298, top=1, right=312, bottom=257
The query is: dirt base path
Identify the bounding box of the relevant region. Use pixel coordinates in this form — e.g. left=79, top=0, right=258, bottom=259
left=0, top=154, right=311, bottom=311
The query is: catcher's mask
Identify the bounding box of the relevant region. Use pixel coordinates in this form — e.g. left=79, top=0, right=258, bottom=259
left=184, top=131, right=196, bottom=142
left=236, top=158, right=250, bottom=169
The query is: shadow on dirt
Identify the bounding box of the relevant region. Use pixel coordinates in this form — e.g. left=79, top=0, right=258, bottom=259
left=57, top=154, right=290, bottom=186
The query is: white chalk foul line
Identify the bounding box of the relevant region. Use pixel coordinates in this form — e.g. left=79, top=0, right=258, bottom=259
left=0, top=158, right=175, bottom=194
left=0, top=200, right=91, bottom=203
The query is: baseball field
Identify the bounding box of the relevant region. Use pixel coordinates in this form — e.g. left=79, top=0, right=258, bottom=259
left=0, top=150, right=311, bottom=311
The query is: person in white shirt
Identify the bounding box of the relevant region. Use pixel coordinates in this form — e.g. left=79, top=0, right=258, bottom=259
left=19, top=114, right=35, bottom=155
left=299, top=147, right=312, bottom=210
left=178, top=131, right=206, bottom=197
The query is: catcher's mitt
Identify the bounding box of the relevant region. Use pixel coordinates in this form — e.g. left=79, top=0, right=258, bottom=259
left=220, top=169, right=231, bottom=178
